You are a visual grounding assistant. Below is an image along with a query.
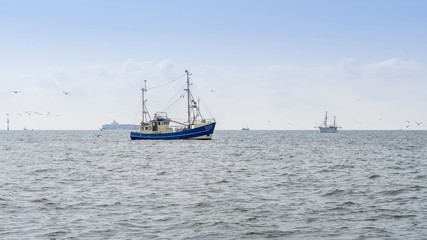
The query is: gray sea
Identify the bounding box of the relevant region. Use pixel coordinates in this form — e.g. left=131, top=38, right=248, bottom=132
left=1, top=130, right=426, bottom=239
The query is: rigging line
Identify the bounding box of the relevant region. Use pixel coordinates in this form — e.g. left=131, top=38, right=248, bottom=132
left=191, top=81, right=214, bottom=119
left=170, top=97, right=185, bottom=121
left=200, top=99, right=214, bottom=119
left=133, top=93, right=143, bottom=125
left=187, top=81, right=210, bottom=119
left=162, top=86, right=185, bottom=112
left=147, top=74, right=186, bottom=91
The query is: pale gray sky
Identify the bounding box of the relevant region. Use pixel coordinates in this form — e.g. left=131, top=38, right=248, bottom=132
left=1, top=1, right=427, bottom=130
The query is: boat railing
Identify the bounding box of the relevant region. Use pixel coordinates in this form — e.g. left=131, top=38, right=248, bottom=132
left=174, top=126, right=187, bottom=132
left=154, top=112, right=168, bottom=119
left=194, top=118, right=216, bottom=124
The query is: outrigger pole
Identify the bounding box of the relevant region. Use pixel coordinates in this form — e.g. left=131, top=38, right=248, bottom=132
left=141, top=80, right=147, bottom=124
left=185, top=70, right=191, bottom=129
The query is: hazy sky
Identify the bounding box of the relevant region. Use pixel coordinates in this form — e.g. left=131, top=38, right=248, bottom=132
left=1, top=0, right=427, bottom=130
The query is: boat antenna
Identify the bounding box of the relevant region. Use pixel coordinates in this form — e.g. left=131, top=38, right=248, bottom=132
left=185, top=70, right=192, bottom=129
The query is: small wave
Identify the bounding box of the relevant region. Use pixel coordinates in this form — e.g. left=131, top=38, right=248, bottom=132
left=155, top=216, right=172, bottom=222
left=233, top=207, right=249, bottom=212
left=322, top=189, right=347, bottom=197
left=245, top=230, right=295, bottom=238
left=360, top=226, right=393, bottom=236
left=43, top=230, right=71, bottom=238
left=212, top=221, right=225, bottom=226
left=342, top=201, right=356, bottom=206
left=412, top=185, right=425, bottom=190
left=31, top=168, right=52, bottom=174
left=332, top=164, right=355, bottom=169
left=230, top=151, right=244, bottom=156
left=381, top=188, right=406, bottom=196
left=391, top=214, right=417, bottom=219
left=192, top=222, right=204, bottom=228
left=30, top=197, right=49, bottom=203
left=195, top=202, right=209, bottom=207
left=215, top=179, right=228, bottom=184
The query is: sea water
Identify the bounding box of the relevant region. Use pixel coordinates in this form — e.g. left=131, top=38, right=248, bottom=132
left=1, top=130, right=426, bottom=239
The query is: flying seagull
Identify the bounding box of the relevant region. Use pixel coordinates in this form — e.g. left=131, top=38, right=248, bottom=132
left=415, top=121, right=423, bottom=126
left=10, top=91, right=20, bottom=93
left=63, top=91, right=70, bottom=95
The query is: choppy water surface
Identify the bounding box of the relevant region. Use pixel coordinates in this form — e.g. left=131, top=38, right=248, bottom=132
left=1, top=130, right=426, bottom=239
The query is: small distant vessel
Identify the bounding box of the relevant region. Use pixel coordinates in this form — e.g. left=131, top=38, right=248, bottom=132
left=241, top=127, right=250, bottom=130
left=102, top=120, right=138, bottom=130
left=317, top=111, right=340, bottom=133
left=130, top=70, right=216, bottom=140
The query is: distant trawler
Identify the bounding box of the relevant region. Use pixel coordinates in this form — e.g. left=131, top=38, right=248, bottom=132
left=317, top=111, right=340, bottom=133
left=102, top=120, right=138, bottom=130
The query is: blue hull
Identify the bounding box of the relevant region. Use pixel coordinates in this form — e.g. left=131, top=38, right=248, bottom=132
left=130, top=122, right=216, bottom=140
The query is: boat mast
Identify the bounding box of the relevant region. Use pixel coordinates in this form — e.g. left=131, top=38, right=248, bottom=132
left=141, top=80, right=147, bottom=124
left=6, top=114, right=9, bottom=131
left=323, top=111, right=328, bottom=127
left=185, top=70, right=191, bottom=129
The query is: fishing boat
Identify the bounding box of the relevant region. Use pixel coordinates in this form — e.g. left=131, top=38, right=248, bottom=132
left=130, top=70, right=216, bottom=140
left=317, top=111, right=340, bottom=133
